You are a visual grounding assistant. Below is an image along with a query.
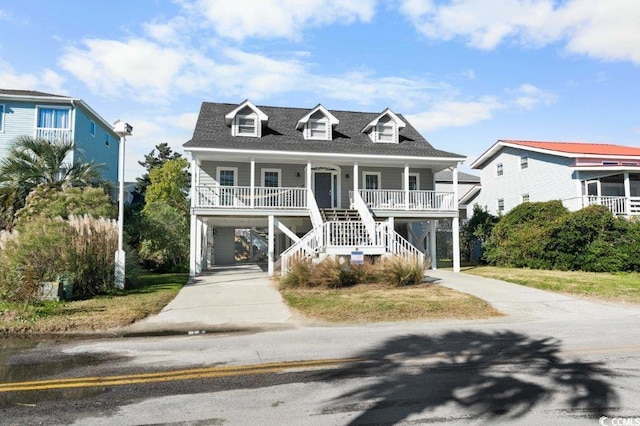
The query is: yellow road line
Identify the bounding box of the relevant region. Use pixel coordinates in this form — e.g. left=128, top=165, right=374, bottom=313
left=0, top=357, right=362, bottom=393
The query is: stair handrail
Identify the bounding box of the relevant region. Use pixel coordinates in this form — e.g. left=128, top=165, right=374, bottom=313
left=307, top=187, right=324, bottom=229
left=352, top=190, right=377, bottom=242
left=376, top=222, right=427, bottom=266
left=280, top=223, right=325, bottom=275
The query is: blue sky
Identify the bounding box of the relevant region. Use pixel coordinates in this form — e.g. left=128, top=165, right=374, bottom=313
left=1, top=0, right=639, bottom=179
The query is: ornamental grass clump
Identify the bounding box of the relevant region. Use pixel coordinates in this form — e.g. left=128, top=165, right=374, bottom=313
left=379, top=256, right=427, bottom=287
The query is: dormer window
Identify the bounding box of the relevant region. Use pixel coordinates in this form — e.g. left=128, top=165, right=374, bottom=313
left=297, top=104, right=339, bottom=141
left=375, top=119, right=395, bottom=143
left=236, top=114, right=257, bottom=136
left=225, top=100, right=268, bottom=138
left=362, top=108, right=405, bottom=144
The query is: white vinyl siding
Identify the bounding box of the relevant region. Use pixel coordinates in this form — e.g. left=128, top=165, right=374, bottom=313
left=474, top=147, right=579, bottom=215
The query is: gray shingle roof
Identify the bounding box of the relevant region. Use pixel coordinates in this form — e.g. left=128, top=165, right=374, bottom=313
left=434, top=170, right=480, bottom=182
left=0, top=89, right=69, bottom=98
left=184, top=102, right=464, bottom=159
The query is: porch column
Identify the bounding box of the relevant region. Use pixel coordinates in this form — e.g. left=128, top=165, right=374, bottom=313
left=250, top=158, right=255, bottom=208
left=268, top=215, right=275, bottom=277
left=624, top=172, right=631, bottom=216
left=404, top=163, right=410, bottom=210
left=250, top=226, right=255, bottom=260
left=429, top=220, right=437, bottom=270
left=353, top=162, right=359, bottom=198
left=306, top=161, right=312, bottom=190
left=189, top=158, right=198, bottom=277
left=201, top=221, right=208, bottom=271
left=189, top=214, right=198, bottom=276
left=452, top=166, right=460, bottom=272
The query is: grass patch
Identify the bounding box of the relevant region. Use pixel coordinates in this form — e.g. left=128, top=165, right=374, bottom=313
left=281, top=283, right=501, bottom=322
left=465, top=266, right=640, bottom=304
left=0, top=272, right=187, bottom=334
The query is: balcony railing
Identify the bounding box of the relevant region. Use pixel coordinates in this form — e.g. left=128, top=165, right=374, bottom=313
left=562, top=196, right=640, bottom=216
left=36, top=128, right=73, bottom=143
left=195, top=185, right=307, bottom=209
left=357, top=189, right=456, bottom=211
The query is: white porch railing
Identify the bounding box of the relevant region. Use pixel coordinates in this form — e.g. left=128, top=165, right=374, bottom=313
left=36, top=128, right=73, bottom=143
left=280, top=220, right=426, bottom=275
left=358, top=189, right=456, bottom=211
left=562, top=196, right=640, bottom=216
left=195, top=185, right=307, bottom=209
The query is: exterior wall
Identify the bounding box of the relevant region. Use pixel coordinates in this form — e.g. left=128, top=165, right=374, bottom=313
left=474, top=147, right=577, bottom=215
left=0, top=99, right=119, bottom=184
left=0, top=101, right=37, bottom=159
left=73, top=106, right=119, bottom=183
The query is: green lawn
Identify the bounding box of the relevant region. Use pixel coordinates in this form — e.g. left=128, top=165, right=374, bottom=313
left=0, top=272, right=187, bottom=334
left=465, top=266, right=640, bottom=304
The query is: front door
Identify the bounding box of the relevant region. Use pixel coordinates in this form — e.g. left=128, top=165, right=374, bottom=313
left=315, top=172, right=332, bottom=208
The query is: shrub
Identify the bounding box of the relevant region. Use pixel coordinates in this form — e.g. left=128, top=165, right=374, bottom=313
left=0, top=217, right=70, bottom=303
left=484, top=201, right=568, bottom=268
left=67, top=214, right=118, bottom=298
left=279, top=258, right=314, bottom=289
left=379, top=256, right=426, bottom=287
left=311, top=256, right=359, bottom=289
left=16, top=185, right=116, bottom=223
left=138, top=202, right=189, bottom=272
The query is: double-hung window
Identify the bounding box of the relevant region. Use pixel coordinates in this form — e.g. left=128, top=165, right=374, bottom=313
left=90, top=120, right=96, bottom=137
left=236, top=114, right=256, bottom=136
left=520, top=155, right=528, bottom=169
left=496, top=163, right=504, bottom=177
left=497, top=198, right=505, bottom=213
left=262, top=169, right=280, bottom=187
left=0, top=104, right=4, bottom=132
left=217, top=167, right=237, bottom=206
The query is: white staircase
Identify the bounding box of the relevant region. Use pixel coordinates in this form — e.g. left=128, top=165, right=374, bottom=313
left=280, top=191, right=426, bottom=275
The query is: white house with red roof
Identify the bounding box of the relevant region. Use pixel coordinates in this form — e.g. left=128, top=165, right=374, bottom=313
left=470, top=140, right=640, bottom=216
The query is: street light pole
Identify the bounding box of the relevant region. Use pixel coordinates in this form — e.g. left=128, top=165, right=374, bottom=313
left=113, top=120, right=132, bottom=289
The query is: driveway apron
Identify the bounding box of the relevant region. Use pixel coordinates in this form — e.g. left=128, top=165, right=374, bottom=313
left=126, top=264, right=293, bottom=333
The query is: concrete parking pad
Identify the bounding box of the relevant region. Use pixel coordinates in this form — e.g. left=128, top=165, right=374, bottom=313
left=126, top=264, right=293, bottom=333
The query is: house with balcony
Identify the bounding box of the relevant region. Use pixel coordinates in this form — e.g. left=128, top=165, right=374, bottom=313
left=470, top=140, right=640, bottom=216
left=184, top=100, right=466, bottom=277
left=0, top=89, right=119, bottom=183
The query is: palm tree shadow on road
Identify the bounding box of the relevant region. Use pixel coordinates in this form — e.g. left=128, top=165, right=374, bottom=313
left=317, top=330, right=619, bottom=424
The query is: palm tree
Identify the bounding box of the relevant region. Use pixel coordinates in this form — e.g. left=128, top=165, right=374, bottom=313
left=0, top=136, right=106, bottom=229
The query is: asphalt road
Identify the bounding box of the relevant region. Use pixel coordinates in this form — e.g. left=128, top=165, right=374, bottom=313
left=2, top=308, right=640, bottom=425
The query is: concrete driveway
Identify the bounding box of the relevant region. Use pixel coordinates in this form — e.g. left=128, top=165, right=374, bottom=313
left=125, top=264, right=293, bottom=334
left=428, top=269, right=640, bottom=323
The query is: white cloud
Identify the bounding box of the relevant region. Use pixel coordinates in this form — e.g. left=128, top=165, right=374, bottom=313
left=399, top=0, right=640, bottom=63
left=406, top=97, right=503, bottom=131
left=194, top=0, right=376, bottom=41
left=0, top=60, right=64, bottom=93
left=509, top=83, right=557, bottom=110
left=59, top=38, right=189, bottom=102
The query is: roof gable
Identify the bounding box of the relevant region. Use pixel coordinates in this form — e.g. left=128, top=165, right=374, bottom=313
left=361, top=108, right=406, bottom=133
left=224, top=99, right=268, bottom=126
left=295, top=104, right=339, bottom=130
left=471, top=139, right=640, bottom=169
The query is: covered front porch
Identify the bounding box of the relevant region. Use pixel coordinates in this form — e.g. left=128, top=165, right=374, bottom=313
left=563, top=171, right=640, bottom=216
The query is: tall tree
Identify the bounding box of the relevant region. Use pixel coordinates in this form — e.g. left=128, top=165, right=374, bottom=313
left=0, top=136, right=105, bottom=230
left=135, top=143, right=184, bottom=198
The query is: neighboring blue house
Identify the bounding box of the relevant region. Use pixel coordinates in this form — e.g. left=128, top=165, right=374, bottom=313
left=0, top=89, right=119, bottom=184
